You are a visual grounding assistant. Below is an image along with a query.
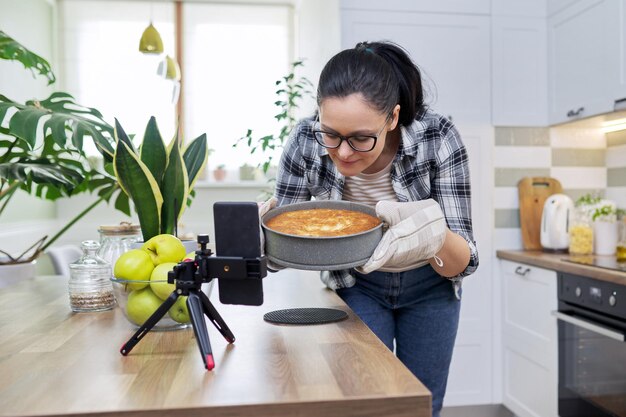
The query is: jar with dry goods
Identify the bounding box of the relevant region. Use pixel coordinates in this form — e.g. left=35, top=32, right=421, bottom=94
left=97, top=223, right=141, bottom=270
left=569, top=207, right=593, bottom=256
left=68, top=240, right=115, bottom=312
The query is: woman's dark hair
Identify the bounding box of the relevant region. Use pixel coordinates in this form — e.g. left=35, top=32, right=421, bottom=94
left=317, top=41, right=425, bottom=126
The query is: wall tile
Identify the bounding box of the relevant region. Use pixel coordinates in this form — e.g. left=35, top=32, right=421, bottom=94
left=550, top=126, right=606, bottom=148
left=494, top=168, right=551, bottom=187
left=550, top=167, right=606, bottom=189
left=608, top=167, right=626, bottom=186
left=493, top=228, right=523, bottom=250
left=562, top=188, right=605, bottom=202
left=606, top=144, right=626, bottom=168
left=494, top=147, right=551, bottom=168
left=494, top=187, right=519, bottom=209
left=605, top=187, right=626, bottom=208
left=607, top=130, right=626, bottom=147
left=494, top=127, right=549, bottom=146
left=551, top=148, right=605, bottom=167
left=494, top=208, right=520, bottom=228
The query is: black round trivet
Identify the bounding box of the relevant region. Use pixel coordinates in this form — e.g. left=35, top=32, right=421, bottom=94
left=263, top=308, right=348, bottom=325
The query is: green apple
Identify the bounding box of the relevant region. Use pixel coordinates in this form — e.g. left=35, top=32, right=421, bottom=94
left=149, top=262, right=177, bottom=300
left=168, top=296, right=191, bottom=323
left=184, top=251, right=196, bottom=261
left=114, top=249, right=154, bottom=290
left=141, top=234, right=186, bottom=265
left=126, top=287, right=164, bottom=326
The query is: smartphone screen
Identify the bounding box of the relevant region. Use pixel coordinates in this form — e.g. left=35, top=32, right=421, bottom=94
left=213, top=202, right=264, bottom=306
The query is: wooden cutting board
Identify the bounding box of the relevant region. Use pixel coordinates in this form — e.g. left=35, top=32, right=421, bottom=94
left=518, top=177, right=563, bottom=250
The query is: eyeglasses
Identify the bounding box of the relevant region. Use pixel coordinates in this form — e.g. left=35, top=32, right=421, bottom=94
left=312, top=113, right=392, bottom=152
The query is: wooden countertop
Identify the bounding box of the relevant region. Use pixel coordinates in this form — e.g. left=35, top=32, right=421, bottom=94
left=496, top=250, right=626, bottom=286
left=0, top=270, right=430, bottom=417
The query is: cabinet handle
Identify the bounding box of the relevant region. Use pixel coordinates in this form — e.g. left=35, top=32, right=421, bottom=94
left=515, top=266, right=531, bottom=276
left=566, top=107, right=585, bottom=117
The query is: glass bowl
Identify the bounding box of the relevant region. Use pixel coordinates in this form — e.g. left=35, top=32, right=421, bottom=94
left=111, top=277, right=191, bottom=331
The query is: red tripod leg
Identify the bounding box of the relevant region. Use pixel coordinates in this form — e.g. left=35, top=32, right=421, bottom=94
left=187, top=292, right=214, bottom=370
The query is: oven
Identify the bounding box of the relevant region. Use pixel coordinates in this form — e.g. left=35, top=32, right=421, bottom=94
left=554, top=272, right=626, bottom=417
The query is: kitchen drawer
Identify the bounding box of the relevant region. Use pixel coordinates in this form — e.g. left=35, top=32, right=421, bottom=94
left=501, top=260, right=558, bottom=346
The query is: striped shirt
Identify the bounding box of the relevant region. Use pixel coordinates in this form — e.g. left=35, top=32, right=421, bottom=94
left=342, top=157, right=397, bottom=206
left=274, top=109, right=479, bottom=291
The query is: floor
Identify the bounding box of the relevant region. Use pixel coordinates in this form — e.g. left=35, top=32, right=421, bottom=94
left=441, top=404, right=516, bottom=417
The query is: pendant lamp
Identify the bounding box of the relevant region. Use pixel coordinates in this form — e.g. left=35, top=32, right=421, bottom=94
left=165, top=55, right=181, bottom=81
left=139, top=22, right=164, bottom=54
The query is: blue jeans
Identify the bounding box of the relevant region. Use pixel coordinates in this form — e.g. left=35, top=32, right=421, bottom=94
left=336, top=265, right=461, bottom=417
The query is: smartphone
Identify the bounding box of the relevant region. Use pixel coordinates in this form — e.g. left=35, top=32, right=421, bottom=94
left=213, top=202, right=264, bottom=306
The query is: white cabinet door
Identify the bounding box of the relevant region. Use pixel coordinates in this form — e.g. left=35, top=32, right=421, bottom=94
left=492, top=16, right=548, bottom=126
left=341, top=10, right=491, bottom=124
left=617, top=1, right=626, bottom=103
left=548, top=0, right=621, bottom=125
left=501, top=259, right=558, bottom=417
left=444, top=124, right=494, bottom=406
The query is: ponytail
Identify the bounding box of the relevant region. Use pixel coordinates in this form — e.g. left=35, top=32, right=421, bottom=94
left=317, top=41, right=425, bottom=126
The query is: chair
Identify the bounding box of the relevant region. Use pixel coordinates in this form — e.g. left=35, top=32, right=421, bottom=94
left=47, top=245, right=82, bottom=277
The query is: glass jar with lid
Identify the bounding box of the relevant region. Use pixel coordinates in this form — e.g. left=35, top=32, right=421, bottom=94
left=569, top=206, right=593, bottom=256
left=68, top=240, right=115, bottom=312
left=97, top=222, right=142, bottom=271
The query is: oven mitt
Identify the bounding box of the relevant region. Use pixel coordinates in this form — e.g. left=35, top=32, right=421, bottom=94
left=258, top=197, right=284, bottom=271
left=356, top=199, right=447, bottom=274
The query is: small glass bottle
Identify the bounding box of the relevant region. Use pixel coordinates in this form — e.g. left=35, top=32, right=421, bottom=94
left=617, top=218, right=626, bottom=262
left=569, top=207, right=594, bottom=256
left=97, top=223, right=141, bottom=270
left=68, top=240, right=115, bottom=312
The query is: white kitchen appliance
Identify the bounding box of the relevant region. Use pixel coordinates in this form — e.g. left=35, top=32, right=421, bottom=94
left=540, top=193, right=574, bottom=251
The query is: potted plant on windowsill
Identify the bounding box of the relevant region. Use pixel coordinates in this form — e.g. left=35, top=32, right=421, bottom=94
left=213, top=164, right=226, bottom=182
left=0, top=30, right=122, bottom=272
left=234, top=60, right=313, bottom=190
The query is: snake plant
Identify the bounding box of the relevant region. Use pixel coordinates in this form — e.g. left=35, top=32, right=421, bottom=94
left=113, top=118, right=208, bottom=241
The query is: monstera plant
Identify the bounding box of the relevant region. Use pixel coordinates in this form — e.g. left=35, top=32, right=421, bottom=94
left=0, top=30, right=123, bottom=264
left=113, top=118, right=208, bottom=241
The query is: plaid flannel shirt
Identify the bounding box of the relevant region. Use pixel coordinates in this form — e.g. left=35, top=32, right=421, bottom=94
left=274, top=109, right=479, bottom=293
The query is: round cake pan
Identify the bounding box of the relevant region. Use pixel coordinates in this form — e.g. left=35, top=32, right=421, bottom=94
left=261, top=200, right=383, bottom=271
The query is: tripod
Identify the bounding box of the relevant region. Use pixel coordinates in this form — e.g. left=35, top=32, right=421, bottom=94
left=120, top=234, right=267, bottom=370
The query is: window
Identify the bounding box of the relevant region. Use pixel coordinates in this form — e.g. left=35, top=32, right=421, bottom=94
left=183, top=3, right=291, bottom=170
left=60, top=1, right=176, bottom=153
left=59, top=1, right=292, bottom=172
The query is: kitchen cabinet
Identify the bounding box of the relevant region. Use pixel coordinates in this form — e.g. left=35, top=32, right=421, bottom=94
left=501, top=259, right=558, bottom=417
left=341, top=10, right=491, bottom=124
left=548, top=0, right=621, bottom=125
left=492, top=16, right=548, bottom=126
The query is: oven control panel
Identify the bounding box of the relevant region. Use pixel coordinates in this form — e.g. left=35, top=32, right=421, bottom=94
left=558, top=272, right=626, bottom=320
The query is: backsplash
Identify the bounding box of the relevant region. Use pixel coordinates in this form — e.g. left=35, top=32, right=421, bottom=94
left=493, top=125, right=607, bottom=250
left=606, top=130, right=626, bottom=208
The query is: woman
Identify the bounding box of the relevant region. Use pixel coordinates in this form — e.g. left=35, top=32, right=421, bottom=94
left=273, top=41, right=478, bottom=416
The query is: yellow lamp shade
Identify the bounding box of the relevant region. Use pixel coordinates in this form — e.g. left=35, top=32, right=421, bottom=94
left=139, top=23, right=164, bottom=54
left=157, top=55, right=181, bottom=81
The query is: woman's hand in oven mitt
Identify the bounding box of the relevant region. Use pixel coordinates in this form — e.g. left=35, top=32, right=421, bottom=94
left=257, top=197, right=284, bottom=271
left=356, top=199, right=447, bottom=274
